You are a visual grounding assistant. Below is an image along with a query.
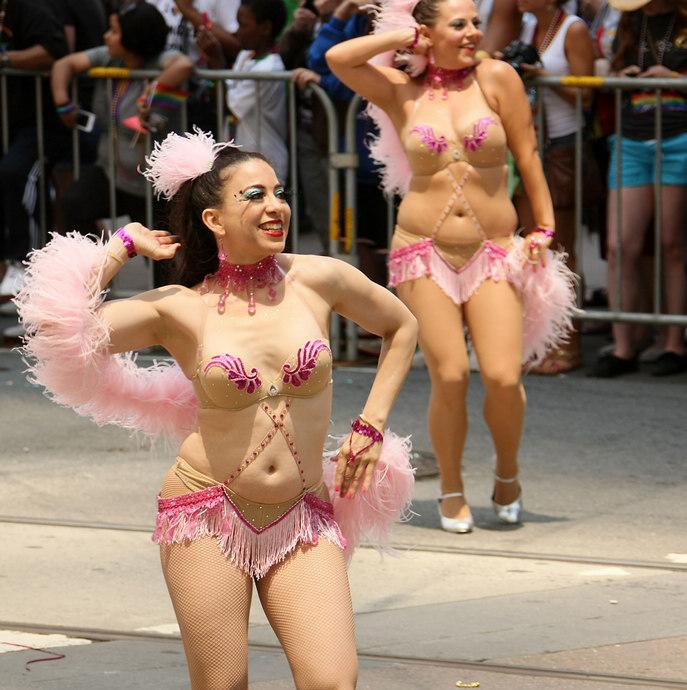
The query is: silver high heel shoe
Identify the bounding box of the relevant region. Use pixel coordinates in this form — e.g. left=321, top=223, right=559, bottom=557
left=491, top=473, right=522, bottom=524
left=438, top=491, right=474, bottom=533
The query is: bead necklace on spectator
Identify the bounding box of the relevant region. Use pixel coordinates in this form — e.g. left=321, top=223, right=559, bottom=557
left=537, top=7, right=566, bottom=54
left=638, top=12, right=676, bottom=70
left=111, top=79, right=132, bottom=165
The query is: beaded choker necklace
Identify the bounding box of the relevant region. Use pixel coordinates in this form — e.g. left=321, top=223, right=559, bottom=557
left=201, top=254, right=283, bottom=315
left=426, top=64, right=475, bottom=100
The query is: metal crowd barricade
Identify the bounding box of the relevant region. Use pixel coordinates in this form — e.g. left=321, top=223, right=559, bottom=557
left=4, top=65, right=684, bottom=347
left=535, top=74, right=687, bottom=328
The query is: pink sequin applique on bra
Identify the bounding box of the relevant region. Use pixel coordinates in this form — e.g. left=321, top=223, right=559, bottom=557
left=204, top=355, right=262, bottom=394
left=282, top=339, right=329, bottom=386
left=463, top=117, right=496, bottom=152
left=410, top=125, right=449, bottom=154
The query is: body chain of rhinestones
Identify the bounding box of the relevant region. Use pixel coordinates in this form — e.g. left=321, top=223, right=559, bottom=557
left=224, top=399, right=306, bottom=489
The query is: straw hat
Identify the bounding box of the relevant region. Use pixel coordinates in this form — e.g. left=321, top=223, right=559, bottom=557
left=607, top=0, right=651, bottom=11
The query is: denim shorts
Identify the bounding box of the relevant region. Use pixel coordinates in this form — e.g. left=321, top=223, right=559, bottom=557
left=608, top=132, right=687, bottom=189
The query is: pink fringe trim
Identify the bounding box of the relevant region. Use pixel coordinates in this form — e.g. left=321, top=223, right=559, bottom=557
left=387, top=238, right=577, bottom=365
left=154, top=486, right=346, bottom=579
left=15, top=233, right=197, bottom=440
left=323, top=431, right=415, bottom=557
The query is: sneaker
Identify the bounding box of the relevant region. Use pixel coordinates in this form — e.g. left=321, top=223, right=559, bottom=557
left=650, top=352, right=687, bottom=377
left=0, top=262, right=25, bottom=298
left=587, top=353, right=638, bottom=378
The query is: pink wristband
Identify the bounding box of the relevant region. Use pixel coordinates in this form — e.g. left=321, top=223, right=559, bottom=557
left=114, top=227, right=137, bottom=258
left=533, top=226, right=554, bottom=237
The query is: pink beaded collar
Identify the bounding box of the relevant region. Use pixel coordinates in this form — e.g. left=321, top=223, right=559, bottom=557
left=426, top=63, right=475, bottom=100
left=200, top=254, right=284, bottom=315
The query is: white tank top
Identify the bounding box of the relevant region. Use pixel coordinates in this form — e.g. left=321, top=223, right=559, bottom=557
left=521, top=14, right=583, bottom=140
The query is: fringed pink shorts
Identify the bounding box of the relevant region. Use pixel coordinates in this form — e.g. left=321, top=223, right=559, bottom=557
left=154, top=484, right=346, bottom=579
left=388, top=237, right=577, bottom=366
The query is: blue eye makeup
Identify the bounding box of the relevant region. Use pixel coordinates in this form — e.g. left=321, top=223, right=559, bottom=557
left=242, top=187, right=264, bottom=201
left=235, top=185, right=291, bottom=203
left=275, top=186, right=289, bottom=201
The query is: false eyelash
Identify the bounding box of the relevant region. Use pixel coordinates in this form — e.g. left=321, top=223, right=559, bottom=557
left=276, top=186, right=293, bottom=203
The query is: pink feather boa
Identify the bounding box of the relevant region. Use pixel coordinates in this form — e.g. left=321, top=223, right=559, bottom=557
left=366, top=0, right=426, bottom=196
left=323, top=431, right=415, bottom=556
left=15, top=233, right=197, bottom=440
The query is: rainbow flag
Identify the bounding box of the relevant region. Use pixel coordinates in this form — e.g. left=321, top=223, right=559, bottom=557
left=150, top=83, right=188, bottom=110
left=630, top=89, right=687, bottom=113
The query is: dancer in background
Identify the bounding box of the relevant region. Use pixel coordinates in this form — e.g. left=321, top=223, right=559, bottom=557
left=327, top=0, right=576, bottom=533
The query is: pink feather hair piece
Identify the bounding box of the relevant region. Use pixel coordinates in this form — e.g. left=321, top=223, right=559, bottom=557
left=323, top=431, right=415, bottom=557
left=142, top=126, right=239, bottom=200
left=15, top=233, right=197, bottom=440
left=366, top=0, right=426, bottom=196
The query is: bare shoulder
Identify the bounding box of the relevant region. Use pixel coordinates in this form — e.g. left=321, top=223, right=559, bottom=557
left=566, top=17, right=589, bottom=39
left=142, top=283, right=204, bottom=315
left=476, top=58, right=521, bottom=89
left=283, top=253, right=357, bottom=292
left=476, top=59, right=526, bottom=112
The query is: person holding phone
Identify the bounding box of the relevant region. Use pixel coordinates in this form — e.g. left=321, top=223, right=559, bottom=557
left=50, top=2, right=193, bottom=237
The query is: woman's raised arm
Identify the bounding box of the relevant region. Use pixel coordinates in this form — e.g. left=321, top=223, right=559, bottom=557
left=325, top=29, right=416, bottom=111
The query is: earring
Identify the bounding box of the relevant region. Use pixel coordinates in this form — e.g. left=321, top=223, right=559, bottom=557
left=218, top=244, right=227, bottom=262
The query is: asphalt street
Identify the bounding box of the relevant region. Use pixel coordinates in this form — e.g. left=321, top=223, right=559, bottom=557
left=0, top=338, right=685, bottom=689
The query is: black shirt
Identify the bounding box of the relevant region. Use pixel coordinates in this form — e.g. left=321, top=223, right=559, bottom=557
left=1, top=0, right=69, bottom=130
left=615, top=11, right=687, bottom=141
left=55, top=0, right=107, bottom=53
left=53, top=0, right=107, bottom=109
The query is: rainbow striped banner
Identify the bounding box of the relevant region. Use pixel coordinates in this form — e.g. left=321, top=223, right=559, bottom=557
left=630, top=90, right=687, bottom=113
left=150, top=83, right=188, bottom=110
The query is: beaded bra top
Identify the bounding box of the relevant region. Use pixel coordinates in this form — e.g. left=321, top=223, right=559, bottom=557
left=403, top=78, right=507, bottom=176
left=193, top=339, right=332, bottom=411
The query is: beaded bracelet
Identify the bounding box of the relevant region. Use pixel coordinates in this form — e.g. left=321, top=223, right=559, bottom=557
left=347, top=416, right=384, bottom=465
left=533, top=225, right=555, bottom=237
left=114, top=227, right=137, bottom=258
left=410, top=26, right=420, bottom=51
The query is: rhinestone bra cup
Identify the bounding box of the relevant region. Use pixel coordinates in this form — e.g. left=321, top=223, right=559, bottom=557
left=195, top=339, right=332, bottom=410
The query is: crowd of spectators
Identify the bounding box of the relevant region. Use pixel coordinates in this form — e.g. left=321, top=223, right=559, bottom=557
left=0, top=0, right=685, bottom=373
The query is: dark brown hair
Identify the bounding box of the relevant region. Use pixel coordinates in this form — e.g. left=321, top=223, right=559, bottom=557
left=611, top=1, right=687, bottom=72
left=412, top=0, right=443, bottom=26
left=167, top=148, right=270, bottom=288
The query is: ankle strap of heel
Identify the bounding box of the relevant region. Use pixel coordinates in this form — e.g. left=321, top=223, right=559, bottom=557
left=439, top=491, right=464, bottom=501
left=494, top=473, right=518, bottom=484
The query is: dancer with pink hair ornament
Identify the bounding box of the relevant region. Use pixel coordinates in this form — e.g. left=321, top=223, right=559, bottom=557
left=15, top=129, right=417, bottom=689
left=326, top=0, right=576, bottom=533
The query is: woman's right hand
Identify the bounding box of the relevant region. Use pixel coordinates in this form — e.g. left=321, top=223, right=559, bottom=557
left=410, top=28, right=432, bottom=55
left=116, top=223, right=181, bottom=261
left=619, top=64, right=640, bottom=78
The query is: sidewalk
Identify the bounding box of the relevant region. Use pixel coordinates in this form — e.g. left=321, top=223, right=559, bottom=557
left=0, top=344, right=685, bottom=689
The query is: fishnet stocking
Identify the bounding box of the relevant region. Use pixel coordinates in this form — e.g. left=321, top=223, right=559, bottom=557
left=256, top=539, right=358, bottom=690
left=157, top=470, right=357, bottom=689
left=159, top=470, right=253, bottom=690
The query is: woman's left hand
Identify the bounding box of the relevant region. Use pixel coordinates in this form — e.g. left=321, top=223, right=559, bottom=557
left=639, top=65, right=677, bottom=78
left=333, top=432, right=382, bottom=498
left=524, top=229, right=553, bottom=269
